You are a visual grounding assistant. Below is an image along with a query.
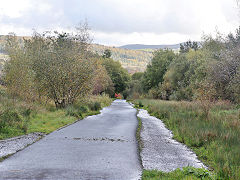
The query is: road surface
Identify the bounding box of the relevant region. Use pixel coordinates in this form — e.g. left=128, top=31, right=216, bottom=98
left=0, top=100, right=142, bottom=180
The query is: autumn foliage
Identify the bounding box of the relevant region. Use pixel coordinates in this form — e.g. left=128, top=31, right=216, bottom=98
left=114, top=93, right=122, bottom=99
left=3, top=25, right=113, bottom=108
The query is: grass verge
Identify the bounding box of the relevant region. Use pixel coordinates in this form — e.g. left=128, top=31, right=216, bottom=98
left=142, top=167, right=214, bottom=180
left=0, top=89, right=113, bottom=140
left=136, top=115, right=143, bottom=152
left=134, top=99, right=240, bottom=180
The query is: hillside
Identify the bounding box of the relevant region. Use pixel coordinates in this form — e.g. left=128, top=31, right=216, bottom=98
left=119, top=43, right=181, bottom=50
left=91, top=44, right=153, bottom=73
left=0, top=36, right=154, bottom=74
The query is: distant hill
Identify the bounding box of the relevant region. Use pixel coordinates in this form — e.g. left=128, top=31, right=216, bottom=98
left=119, top=43, right=181, bottom=50
left=91, top=44, right=152, bottom=73
left=1, top=36, right=197, bottom=74
left=0, top=35, right=153, bottom=74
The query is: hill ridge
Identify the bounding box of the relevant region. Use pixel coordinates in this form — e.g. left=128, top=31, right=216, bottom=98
left=119, top=43, right=181, bottom=50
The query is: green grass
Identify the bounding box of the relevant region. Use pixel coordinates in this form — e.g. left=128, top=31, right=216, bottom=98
left=142, top=167, right=214, bottom=180
left=0, top=86, right=113, bottom=140
left=27, top=110, right=76, bottom=134
left=28, top=109, right=103, bottom=134
left=0, top=108, right=104, bottom=140
left=134, top=99, right=240, bottom=180
left=136, top=115, right=143, bottom=152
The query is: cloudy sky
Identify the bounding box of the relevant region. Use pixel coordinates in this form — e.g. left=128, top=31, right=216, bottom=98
left=0, top=0, right=239, bottom=46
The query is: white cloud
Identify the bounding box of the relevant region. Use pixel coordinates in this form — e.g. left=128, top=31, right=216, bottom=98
left=0, top=0, right=239, bottom=45
left=0, top=24, right=32, bottom=35
left=92, top=31, right=201, bottom=46
left=0, top=0, right=32, bottom=18
left=35, top=2, right=52, bottom=14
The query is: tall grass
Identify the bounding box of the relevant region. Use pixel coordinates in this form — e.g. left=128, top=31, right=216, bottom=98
left=134, top=99, right=240, bottom=179
left=142, top=167, right=213, bottom=180
left=0, top=85, right=113, bottom=140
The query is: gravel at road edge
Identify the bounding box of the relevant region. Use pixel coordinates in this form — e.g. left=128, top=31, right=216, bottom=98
left=137, top=109, right=206, bottom=172
left=0, top=132, right=45, bottom=159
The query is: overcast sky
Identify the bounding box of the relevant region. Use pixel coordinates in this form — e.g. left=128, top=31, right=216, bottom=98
left=0, top=0, right=239, bottom=46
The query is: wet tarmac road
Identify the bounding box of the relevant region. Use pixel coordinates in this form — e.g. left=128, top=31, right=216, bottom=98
left=0, top=100, right=142, bottom=180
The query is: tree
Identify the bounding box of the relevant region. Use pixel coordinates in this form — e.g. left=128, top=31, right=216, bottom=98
left=203, top=29, right=240, bottom=103
left=132, top=72, right=144, bottom=80
left=142, top=49, right=176, bottom=91
left=102, top=58, right=130, bottom=95
left=180, top=40, right=200, bottom=53
left=126, top=72, right=144, bottom=99
left=160, top=49, right=209, bottom=100
left=102, top=49, right=112, bottom=58
left=4, top=25, right=102, bottom=108
left=92, top=60, right=114, bottom=95
left=3, top=34, right=37, bottom=100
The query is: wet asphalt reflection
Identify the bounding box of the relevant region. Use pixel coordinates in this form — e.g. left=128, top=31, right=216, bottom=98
left=0, top=100, right=142, bottom=180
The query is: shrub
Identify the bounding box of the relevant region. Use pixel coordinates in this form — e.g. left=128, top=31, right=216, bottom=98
left=22, top=108, right=32, bottom=117
left=95, top=94, right=112, bottom=107
left=93, top=102, right=101, bottom=111
left=122, top=90, right=130, bottom=99
left=0, top=109, right=28, bottom=133
left=148, top=87, right=161, bottom=99
left=138, top=101, right=144, bottom=108
left=0, top=110, right=22, bottom=126
left=65, top=106, right=81, bottom=118
left=88, top=101, right=101, bottom=111
left=79, top=106, right=89, bottom=113
left=46, top=104, right=57, bottom=112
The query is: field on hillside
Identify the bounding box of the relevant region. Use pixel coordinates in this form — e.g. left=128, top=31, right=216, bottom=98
left=91, top=44, right=153, bottom=73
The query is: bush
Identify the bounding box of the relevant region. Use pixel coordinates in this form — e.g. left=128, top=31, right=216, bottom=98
left=79, top=106, right=89, bottom=113
left=65, top=105, right=90, bottom=118
left=97, top=94, right=112, bottom=107
left=0, top=110, right=22, bottom=127
left=46, top=104, right=57, bottom=112
left=88, top=101, right=101, bottom=111
left=21, top=108, right=32, bottom=117
left=65, top=106, right=81, bottom=118
left=0, top=109, right=28, bottom=133
left=138, top=101, right=144, bottom=108
left=93, top=102, right=101, bottom=111
left=148, top=87, right=161, bottom=99
left=122, top=90, right=130, bottom=99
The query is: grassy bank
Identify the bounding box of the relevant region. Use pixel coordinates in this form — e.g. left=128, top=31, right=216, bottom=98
left=134, top=99, right=240, bottom=180
left=0, top=85, right=112, bottom=140
left=142, top=167, right=213, bottom=180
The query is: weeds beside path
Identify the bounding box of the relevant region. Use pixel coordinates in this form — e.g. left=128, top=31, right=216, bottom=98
left=0, top=86, right=113, bottom=140
left=134, top=99, right=240, bottom=180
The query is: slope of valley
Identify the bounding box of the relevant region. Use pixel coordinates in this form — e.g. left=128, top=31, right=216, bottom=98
left=91, top=44, right=153, bottom=73
left=0, top=35, right=154, bottom=74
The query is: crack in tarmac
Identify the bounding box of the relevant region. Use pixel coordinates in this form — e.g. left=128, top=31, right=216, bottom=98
left=71, top=137, right=129, bottom=142
left=0, top=100, right=142, bottom=180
